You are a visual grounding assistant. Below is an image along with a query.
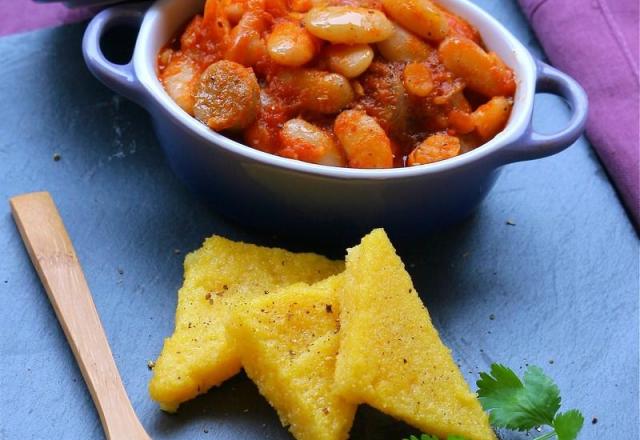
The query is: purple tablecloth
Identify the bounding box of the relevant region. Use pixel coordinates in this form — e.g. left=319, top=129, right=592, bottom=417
left=2, top=0, right=639, bottom=226
left=518, top=0, right=639, bottom=227
left=0, top=0, right=92, bottom=37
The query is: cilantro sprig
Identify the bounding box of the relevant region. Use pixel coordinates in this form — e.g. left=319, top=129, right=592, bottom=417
left=477, top=364, right=584, bottom=440
left=403, top=364, right=584, bottom=440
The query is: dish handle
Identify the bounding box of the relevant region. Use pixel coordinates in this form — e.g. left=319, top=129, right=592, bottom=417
left=499, top=60, right=589, bottom=164
left=82, top=3, right=149, bottom=107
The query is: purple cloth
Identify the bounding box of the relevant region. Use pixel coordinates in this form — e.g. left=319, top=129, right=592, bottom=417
left=0, top=0, right=92, bottom=37
left=519, top=0, right=640, bottom=227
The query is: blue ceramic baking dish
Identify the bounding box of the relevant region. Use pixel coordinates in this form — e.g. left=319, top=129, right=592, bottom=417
left=82, top=0, right=588, bottom=236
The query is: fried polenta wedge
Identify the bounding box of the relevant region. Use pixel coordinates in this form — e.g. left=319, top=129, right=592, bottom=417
left=149, top=236, right=344, bottom=412
left=334, top=229, right=496, bottom=440
left=230, top=275, right=356, bottom=440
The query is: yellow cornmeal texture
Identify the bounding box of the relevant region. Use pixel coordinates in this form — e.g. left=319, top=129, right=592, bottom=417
left=149, top=236, right=344, bottom=412
left=230, top=275, right=356, bottom=440
left=334, top=229, right=496, bottom=440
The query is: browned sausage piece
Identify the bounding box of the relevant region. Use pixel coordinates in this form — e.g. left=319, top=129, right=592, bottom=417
left=194, top=60, right=261, bottom=131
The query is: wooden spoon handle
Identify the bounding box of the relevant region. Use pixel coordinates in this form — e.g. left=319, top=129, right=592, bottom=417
left=10, top=192, right=150, bottom=440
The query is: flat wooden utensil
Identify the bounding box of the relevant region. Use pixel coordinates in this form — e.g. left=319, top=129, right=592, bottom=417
left=10, top=192, right=151, bottom=440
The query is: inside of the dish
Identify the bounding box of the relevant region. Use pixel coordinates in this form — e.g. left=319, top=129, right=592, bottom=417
left=156, top=0, right=516, bottom=169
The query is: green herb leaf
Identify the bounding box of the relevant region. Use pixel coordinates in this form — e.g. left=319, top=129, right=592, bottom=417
left=553, top=410, right=584, bottom=440
left=404, top=435, right=437, bottom=440
left=476, top=364, right=560, bottom=430
left=404, top=365, right=583, bottom=440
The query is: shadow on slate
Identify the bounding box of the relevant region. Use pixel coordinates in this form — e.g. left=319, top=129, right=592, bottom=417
left=151, top=373, right=420, bottom=440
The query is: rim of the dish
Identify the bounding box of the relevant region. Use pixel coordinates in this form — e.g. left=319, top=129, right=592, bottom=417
left=134, top=0, right=537, bottom=180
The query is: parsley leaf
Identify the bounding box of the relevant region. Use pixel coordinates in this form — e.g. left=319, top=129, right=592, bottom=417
left=403, top=364, right=583, bottom=440
left=476, top=364, right=560, bottom=429
left=476, top=364, right=583, bottom=440
left=553, top=410, right=584, bottom=440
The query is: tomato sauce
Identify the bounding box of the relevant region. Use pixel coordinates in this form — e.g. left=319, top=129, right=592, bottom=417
left=157, top=0, right=516, bottom=169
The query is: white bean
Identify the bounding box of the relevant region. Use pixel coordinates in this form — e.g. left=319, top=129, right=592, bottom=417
left=324, top=44, right=374, bottom=78
left=334, top=110, right=393, bottom=168
left=267, top=21, right=317, bottom=67
left=225, top=11, right=268, bottom=67
left=471, top=96, right=513, bottom=139
left=279, top=119, right=346, bottom=166
left=381, top=0, right=449, bottom=42
left=303, top=6, right=394, bottom=44
left=377, top=23, right=435, bottom=62
left=160, top=54, right=199, bottom=115
left=439, top=36, right=516, bottom=97
left=402, top=62, right=434, bottom=97
left=407, top=133, right=461, bottom=165
left=275, top=69, right=355, bottom=114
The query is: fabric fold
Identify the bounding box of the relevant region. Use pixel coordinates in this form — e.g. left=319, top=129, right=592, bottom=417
left=518, top=0, right=639, bottom=227
left=0, top=0, right=93, bottom=37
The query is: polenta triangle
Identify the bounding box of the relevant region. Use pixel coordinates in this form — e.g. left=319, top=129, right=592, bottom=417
left=149, top=236, right=344, bottom=411
left=334, top=229, right=496, bottom=440
left=230, top=275, right=356, bottom=440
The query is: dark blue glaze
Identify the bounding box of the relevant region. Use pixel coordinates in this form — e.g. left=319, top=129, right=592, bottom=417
left=82, top=0, right=588, bottom=236
left=497, top=62, right=590, bottom=165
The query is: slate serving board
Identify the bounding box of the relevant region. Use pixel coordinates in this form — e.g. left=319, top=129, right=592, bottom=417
left=0, top=1, right=638, bottom=438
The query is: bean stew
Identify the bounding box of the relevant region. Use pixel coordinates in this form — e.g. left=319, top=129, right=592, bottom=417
left=158, top=0, right=516, bottom=168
